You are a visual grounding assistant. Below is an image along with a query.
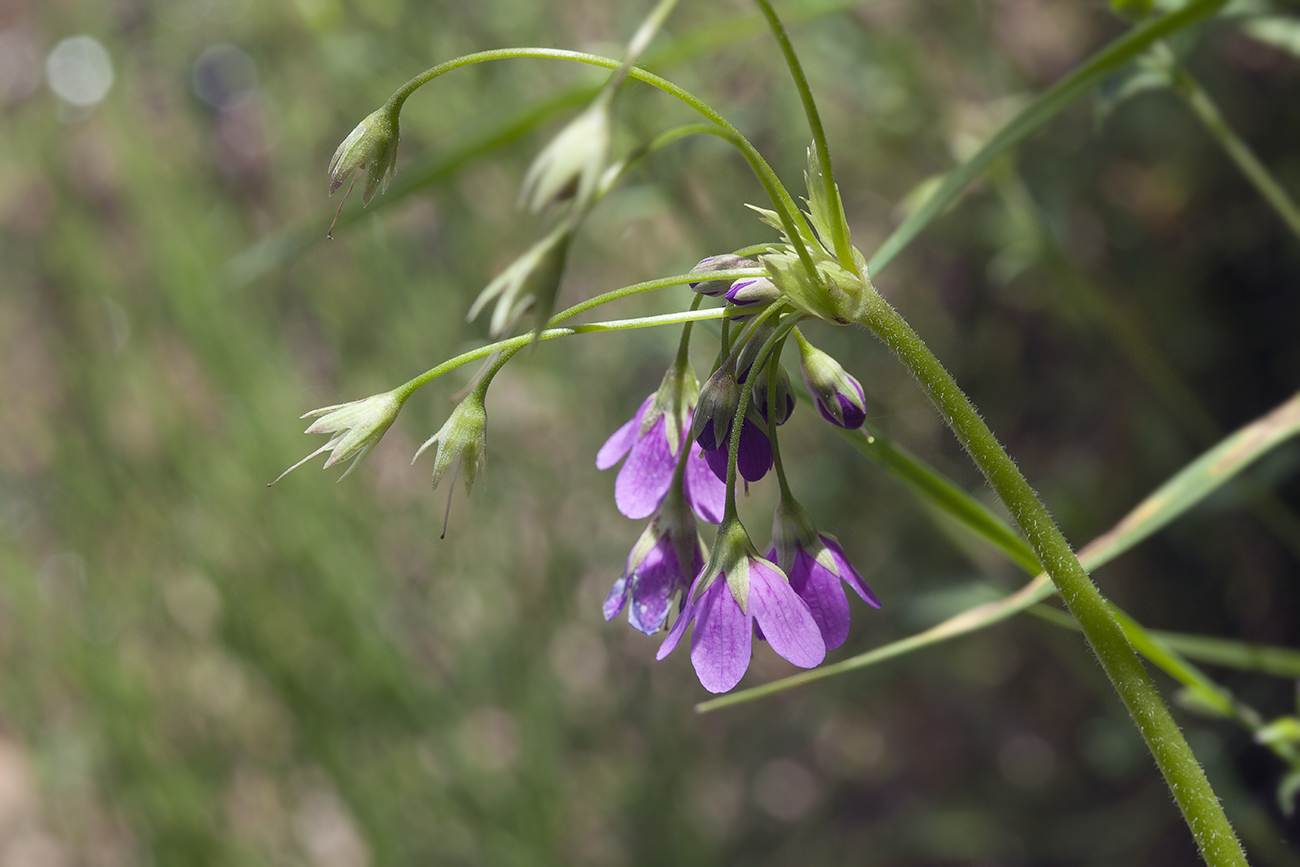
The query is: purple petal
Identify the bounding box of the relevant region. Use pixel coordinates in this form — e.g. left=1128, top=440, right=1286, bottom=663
left=735, top=418, right=772, bottom=482
left=749, top=561, right=825, bottom=669
left=602, top=573, right=629, bottom=622
left=703, top=444, right=729, bottom=482
left=788, top=549, right=851, bottom=651
left=684, top=448, right=726, bottom=523
left=690, top=578, right=752, bottom=693
left=614, top=415, right=674, bottom=519
left=596, top=396, right=652, bottom=470
left=656, top=578, right=698, bottom=661
left=625, top=538, right=681, bottom=635
left=823, top=536, right=880, bottom=607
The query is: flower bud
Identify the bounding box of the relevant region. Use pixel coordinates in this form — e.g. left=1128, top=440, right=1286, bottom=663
left=795, top=331, right=867, bottom=429
left=519, top=99, right=611, bottom=214
left=691, top=364, right=742, bottom=452
left=753, top=362, right=794, bottom=426
left=329, top=102, right=401, bottom=207
left=725, top=276, right=781, bottom=309
left=688, top=254, right=756, bottom=297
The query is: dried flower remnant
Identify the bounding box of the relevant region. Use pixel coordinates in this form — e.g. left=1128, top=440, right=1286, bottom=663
left=327, top=101, right=401, bottom=236
left=271, top=390, right=405, bottom=484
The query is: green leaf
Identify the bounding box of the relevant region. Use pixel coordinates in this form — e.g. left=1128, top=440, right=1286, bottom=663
left=867, top=0, right=1227, bottom=277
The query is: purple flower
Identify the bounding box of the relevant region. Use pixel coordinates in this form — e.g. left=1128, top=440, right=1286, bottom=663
left=657, top=521, right=825, bottom=693
left=598, top=395, right=725, bottom=523
left=795, top=330, right=867, bottom=429
left=770, top=498, right=880, bottom=651
left=603, top=499, right=706, bottom=635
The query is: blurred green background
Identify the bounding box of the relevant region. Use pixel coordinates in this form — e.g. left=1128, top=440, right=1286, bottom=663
left=2, top=0, right=1299, bottom=864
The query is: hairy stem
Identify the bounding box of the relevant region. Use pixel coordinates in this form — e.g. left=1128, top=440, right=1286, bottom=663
left=853, top=289, right=1248, bottom=866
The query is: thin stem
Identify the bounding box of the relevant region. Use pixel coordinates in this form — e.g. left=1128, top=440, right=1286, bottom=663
left=382, top=46, right=820, bottom=279
left=765, top=337, right=797, bottom=502
left=853, top=291, right=1248, bottom=866
left=395, top=307, right=728, bottom=400
left=1168, top=62, right=1300, bottom=240
left=752, top=0, right=855, bottom=270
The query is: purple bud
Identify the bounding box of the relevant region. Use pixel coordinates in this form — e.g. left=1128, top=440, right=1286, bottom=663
left=796, top=333, right=867, bottom=429
left=688, top=254, right=756, bottom=297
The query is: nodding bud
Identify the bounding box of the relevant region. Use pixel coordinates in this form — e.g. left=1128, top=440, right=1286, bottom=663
left=753, top=363, right=794, bottom=426
left=688, top=255, right=757, bottom=297
left=725, top=276, right=781, bottom=308
left=691, top=364, right=742, bottom=452
left=795, top=331, right=867, bottom=429
left=329, top=103, right=401, bottom=207
left=519, top=99, right=611, bottom=214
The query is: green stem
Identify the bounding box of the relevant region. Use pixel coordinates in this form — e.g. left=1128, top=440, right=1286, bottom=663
left=752, top=0, right=855, bottom=269
left=394, top=306, right=728, bottom=400
left=1168, top=62, right=1300, bottom=240
left=383, top=47, right=820, bottom=280
left=853, top=290, right=1248, bottom=866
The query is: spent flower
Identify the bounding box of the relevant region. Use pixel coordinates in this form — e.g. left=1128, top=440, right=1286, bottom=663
left=468, top=225, right=572, bottom=338
left=657, top=519, right=824, bottom=693
left=413, top=387, right=489, bottom=496
left=329, top=101, right=401, bottom=208
left=519, top=97, right=612, bottom=214
left=272, top=389, right=405, bottom=484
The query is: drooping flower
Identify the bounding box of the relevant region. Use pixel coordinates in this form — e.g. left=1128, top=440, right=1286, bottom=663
left=700, top=415, right=772, bottom=484
left=603, top=486, right=707, bottom=635
left=769, top=495, right=880, bottom=651
left=467, top=225, right=572, bottom=338
left=598, top=359, right=725, bottom=523
left=795, top=329, right=867, bottom=430
left=657, top=519, right=824, bottom=693
left=598, top=395, right=725, bottom=524
left=271, top=389, right=405, bottom=484
left=519, top=97, right=612, bottom=214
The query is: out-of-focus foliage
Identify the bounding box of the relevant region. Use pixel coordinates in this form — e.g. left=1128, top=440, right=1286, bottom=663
left=1, top=0, right=1299, bottom=865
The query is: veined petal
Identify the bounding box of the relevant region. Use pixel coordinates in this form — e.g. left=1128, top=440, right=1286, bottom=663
left=614, top=415, right=674, bottom=520
left=596, top=396, right=652, bottom=470
left=823, top=535, right=880, bottom=608
left=787, top=548, right=851, bottom=651
left=656, top=578, right=698, bottom=661
left=602, top=573, right=629, bottom=622
left=690, top=578, right=753, bottom=694
left=749, top=561, right=825, bottom=669
left=684, top=448, right=726, bottom=523
left=625, top=539, right=681, bottom=635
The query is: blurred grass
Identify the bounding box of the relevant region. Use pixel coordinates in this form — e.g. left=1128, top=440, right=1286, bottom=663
left=2, top=0, right=1299, bottom=865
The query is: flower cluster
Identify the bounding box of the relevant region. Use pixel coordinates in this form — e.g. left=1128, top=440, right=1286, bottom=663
left=592, top=254, right=881, bottom=693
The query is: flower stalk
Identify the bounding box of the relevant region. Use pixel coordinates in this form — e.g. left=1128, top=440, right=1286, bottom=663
left=851, top=286, right=1248, bottom=867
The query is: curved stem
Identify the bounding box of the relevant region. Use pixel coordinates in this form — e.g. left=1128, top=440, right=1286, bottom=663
left=752, top=0, right=854, bottom=270
left=395, top=307, right=727, bottom=400
left=853, top=291, right=1248, bottom=866
left=383, top=47, right=819, bottom=278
